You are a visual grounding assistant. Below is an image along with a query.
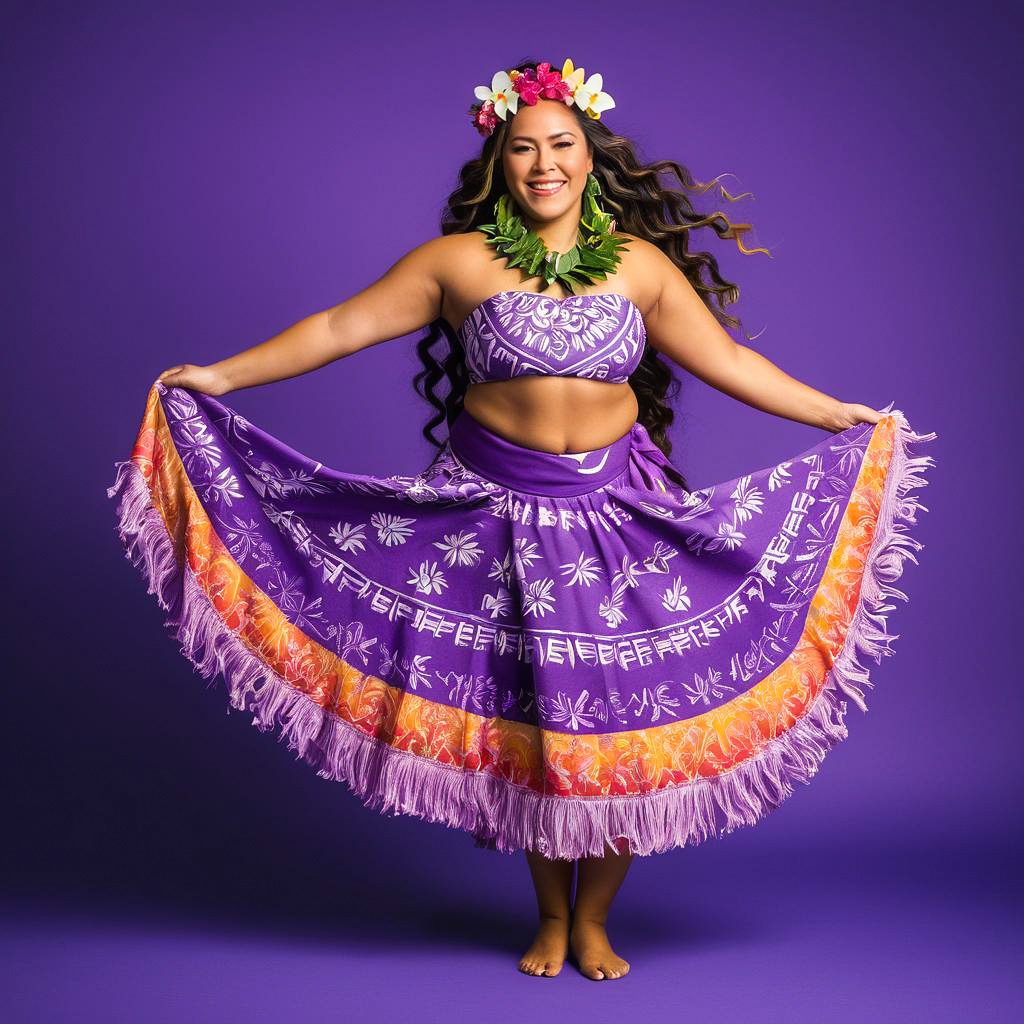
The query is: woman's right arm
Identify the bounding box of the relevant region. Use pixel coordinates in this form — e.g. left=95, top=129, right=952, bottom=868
left=157, top=235, right=453, bottom=395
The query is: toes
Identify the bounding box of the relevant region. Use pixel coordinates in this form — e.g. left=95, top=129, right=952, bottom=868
left=581, top=960, right=629, bottom=980
left=520, top=958, right=558, bottom=977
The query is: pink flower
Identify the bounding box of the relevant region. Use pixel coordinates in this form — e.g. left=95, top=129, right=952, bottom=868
left=512, top=69, right=542, bottom=106
left=511, top=62, right=572, bottom=106
left=535, top=61, right=572, bottom=102
left=470, top=100, right=498, bottom=136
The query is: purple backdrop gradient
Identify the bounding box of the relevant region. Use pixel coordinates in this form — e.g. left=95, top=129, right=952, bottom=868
left=4, top=1, right=1021, bottom=1020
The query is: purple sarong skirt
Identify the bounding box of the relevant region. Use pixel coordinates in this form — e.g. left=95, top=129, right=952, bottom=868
left=107, top=382, right=936, bottom=858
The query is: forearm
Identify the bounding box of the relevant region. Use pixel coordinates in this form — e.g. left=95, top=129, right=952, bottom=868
left=210, top=310, right=340, bottom=392
left=722, top=344, right=843, bottom=431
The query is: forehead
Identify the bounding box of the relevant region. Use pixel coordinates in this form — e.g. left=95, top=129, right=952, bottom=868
left=506, top=100, right=579, bottom=139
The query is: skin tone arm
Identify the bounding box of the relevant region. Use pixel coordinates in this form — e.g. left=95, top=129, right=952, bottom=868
left=157, top=237, right=450, bottom=394
left=641, top=243, right=883, bottom=434
left=160, top=230, right=882, bottom=436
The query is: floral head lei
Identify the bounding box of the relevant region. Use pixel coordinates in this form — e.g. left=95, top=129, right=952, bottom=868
left=468, top=60, right=627, bottom=293
left=469, top=59, right=615, bottom=138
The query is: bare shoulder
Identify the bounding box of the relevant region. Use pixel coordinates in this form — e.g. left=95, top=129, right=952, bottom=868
left=404, top=231, right=493, bottom=294
left=616, top=233, right=672, bottom=275
left=394, top=232, right=465, bottom=279
left=614, top=233, right=678, bottom=311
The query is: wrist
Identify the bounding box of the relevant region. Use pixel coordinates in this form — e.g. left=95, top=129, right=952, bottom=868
left=209, top=362, right=236, bottom=395
left=815, top=396, right=845, bottom=433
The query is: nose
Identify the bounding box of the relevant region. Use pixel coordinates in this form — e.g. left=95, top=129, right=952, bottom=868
left=532, top=147, right=559, bottom=173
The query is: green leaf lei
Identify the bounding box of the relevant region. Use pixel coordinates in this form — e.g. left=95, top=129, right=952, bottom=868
left=476, top=172, right=630, bottom=293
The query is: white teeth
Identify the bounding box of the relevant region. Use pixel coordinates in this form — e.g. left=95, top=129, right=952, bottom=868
left=529, top=181, right=564, bottom=192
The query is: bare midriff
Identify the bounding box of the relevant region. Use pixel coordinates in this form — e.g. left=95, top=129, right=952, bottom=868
left=462, top=376, right=640, bottom=454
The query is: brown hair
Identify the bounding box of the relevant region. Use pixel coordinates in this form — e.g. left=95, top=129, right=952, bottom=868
left=413, top=57, right=769, bottom=489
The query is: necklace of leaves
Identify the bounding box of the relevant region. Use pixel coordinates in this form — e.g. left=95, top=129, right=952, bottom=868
left=477, top=172, right=630, bottom=293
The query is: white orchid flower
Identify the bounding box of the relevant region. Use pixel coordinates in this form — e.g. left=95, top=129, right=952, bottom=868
left=474, top=70, right=519, bottom=120
left=573, top=72, right=615, bottom=119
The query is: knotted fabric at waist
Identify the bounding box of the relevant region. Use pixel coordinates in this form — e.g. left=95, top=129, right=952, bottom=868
left=448, top=408, right=637, bottom=497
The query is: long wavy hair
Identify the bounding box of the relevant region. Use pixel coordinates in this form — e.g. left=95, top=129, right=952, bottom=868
left=413, top=57, right=769, bottom=490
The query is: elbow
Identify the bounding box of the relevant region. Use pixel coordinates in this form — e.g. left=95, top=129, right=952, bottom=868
left=324, top=304, right=360, bottom=360
left=325, top=305, right=344, bottom=351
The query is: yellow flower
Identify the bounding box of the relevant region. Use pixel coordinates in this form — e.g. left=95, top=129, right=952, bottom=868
left=561, top=58, right=586, bottom=95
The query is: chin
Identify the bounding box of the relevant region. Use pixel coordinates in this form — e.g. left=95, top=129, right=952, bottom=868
left=517, top=191, right=579, bottom=216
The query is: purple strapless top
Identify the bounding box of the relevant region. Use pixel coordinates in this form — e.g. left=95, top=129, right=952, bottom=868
left=458, top=290, right=646, bottom=384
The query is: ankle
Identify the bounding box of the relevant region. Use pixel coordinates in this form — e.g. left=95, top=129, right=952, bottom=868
left=570, top=911, right=607, bottom=929
left=538, top=911, right=570, bottom=924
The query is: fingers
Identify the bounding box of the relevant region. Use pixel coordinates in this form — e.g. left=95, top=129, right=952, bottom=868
left=158, top=365, right=184, bottom=382
left=836, top=402, right=886, bottom=429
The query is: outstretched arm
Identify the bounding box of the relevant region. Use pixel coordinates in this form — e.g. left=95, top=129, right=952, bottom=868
left=641, top=244, right=882, bottom=433
left=157, top=236, right=450, bottom=395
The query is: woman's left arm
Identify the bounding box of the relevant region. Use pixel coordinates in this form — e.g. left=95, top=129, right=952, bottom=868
left=641, top=244, right=883, bottom=433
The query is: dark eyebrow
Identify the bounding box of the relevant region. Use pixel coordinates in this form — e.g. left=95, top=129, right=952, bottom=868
left=507, top=130, right=577, bottom=142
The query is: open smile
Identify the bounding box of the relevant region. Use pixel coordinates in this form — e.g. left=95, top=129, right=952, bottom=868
left=526, top=180, right=566, bottom=196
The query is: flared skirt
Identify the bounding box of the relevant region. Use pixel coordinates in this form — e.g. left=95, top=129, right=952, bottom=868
left=107, top=381, right=936, bottom=858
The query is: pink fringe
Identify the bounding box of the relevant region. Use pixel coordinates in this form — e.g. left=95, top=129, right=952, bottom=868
left=106, top=411, right=936, bottom=860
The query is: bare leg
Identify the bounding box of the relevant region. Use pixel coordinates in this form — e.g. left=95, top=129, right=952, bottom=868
left=518, top=849, right=574, bottom=977
left=570, top=841, right=633, bottom=980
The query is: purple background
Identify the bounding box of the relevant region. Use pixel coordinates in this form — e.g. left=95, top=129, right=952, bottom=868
left=5, top=1, right=1020, bottom=1018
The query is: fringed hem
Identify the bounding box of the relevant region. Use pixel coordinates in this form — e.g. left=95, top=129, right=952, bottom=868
left=106, top=410, right=935, bottom=860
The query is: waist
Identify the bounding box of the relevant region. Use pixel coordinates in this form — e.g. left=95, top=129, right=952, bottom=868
left=448, top=407, right=637, bottom=497
left=464, top=379, right=639, bottom=446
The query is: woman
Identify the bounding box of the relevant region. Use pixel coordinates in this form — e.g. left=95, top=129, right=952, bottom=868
left=108, top=58, right=936, bottom=981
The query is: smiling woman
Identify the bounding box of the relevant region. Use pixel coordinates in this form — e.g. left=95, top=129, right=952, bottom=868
left=109, top=56, right=937, bottom=980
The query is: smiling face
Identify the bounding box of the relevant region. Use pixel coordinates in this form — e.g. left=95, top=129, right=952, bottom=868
left=500, top=98, right=594, bottom=226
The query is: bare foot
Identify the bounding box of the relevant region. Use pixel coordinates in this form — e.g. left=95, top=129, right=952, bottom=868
left=518, top=915, right=569, bottom=977
left=569, top=918, right=631, bottom=980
